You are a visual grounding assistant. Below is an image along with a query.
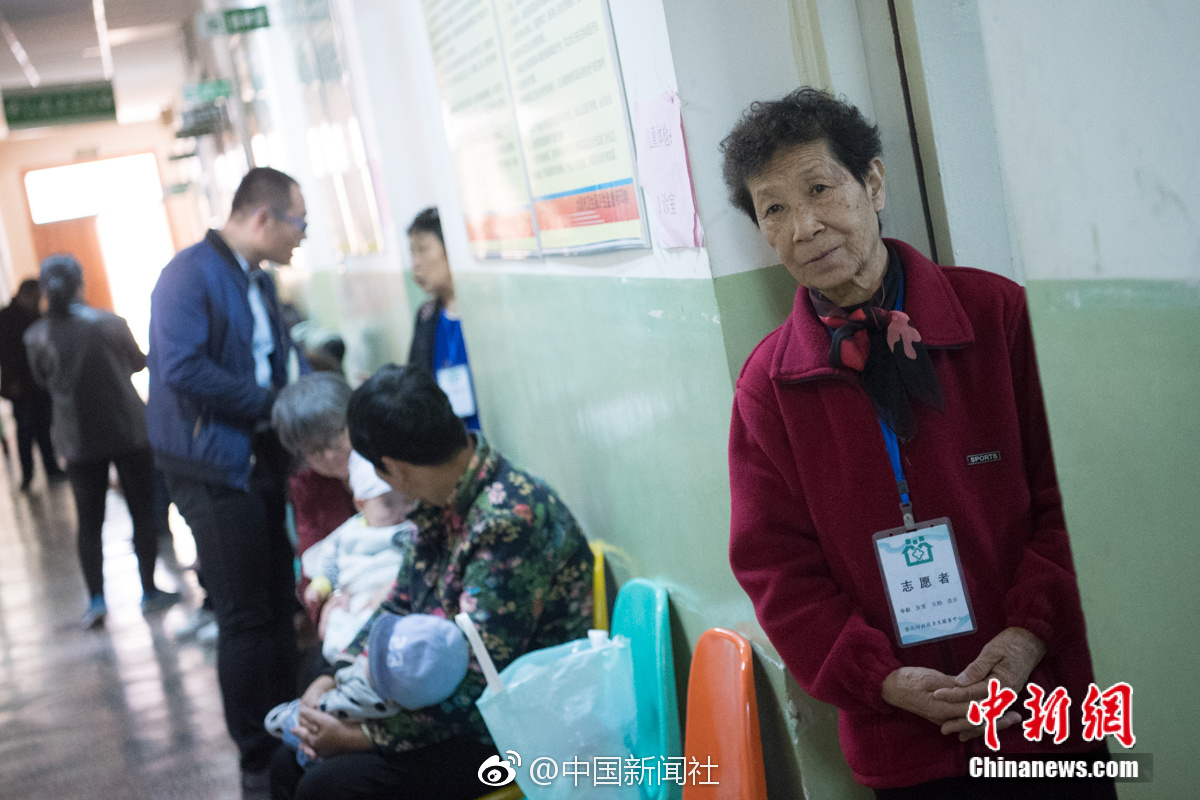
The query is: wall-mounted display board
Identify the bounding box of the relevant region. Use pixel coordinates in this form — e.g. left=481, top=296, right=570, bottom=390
left=421, top=0, right=647, bottom=258
left=423, top=0, right=537, bottom=258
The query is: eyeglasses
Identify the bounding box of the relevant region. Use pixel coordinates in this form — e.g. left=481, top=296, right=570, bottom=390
left=274, top=210, right=308, bottom=233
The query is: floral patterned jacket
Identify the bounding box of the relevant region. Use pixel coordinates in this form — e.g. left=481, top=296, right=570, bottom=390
left=341, top=434, right=593, bottom=752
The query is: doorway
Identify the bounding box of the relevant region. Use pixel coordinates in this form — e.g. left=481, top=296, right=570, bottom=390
left=24, top=153, right=177, bottom=395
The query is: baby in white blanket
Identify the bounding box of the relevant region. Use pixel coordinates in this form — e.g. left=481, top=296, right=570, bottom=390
left=302, top=451, right=415, bottom=663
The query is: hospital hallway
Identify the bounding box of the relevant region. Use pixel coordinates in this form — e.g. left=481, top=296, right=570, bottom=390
left=0, top=449, right=242, bottom=799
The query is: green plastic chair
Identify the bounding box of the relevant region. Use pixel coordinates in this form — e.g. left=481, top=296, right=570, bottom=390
left=611, top=578, right=683, bottom=800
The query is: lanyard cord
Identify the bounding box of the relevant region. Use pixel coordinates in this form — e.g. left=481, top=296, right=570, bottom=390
left=878, top=266, right=916, bottom=530
left=437, top=311, right=462, bottom=367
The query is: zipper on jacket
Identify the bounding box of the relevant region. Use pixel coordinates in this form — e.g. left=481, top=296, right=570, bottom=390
left=193, top=415, right=203, bottom=439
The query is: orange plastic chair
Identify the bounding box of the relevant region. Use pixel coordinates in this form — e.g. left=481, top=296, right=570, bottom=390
left=681, top=628, right=768, bottom=800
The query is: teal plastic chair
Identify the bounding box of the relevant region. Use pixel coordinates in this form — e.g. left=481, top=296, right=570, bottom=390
left=611, top=578, right=683, bottom=800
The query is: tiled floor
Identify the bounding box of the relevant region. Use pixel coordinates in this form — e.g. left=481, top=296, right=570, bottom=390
left=0, top=458, right=243, bottom=799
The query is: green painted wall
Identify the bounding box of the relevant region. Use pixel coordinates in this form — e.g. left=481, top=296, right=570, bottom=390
left=713, top=264, right=871, bottom=800
left=1026, top=280, right=1200, bottom=798
left=454, top=271, right=746, bottom=634
left=712, top=264, right=798, bottom=383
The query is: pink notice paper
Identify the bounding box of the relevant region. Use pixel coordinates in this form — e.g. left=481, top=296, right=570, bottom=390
left=633, top=91, right=704, bottom=248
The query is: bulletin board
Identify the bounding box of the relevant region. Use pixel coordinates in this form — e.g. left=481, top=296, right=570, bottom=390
left=421, top=0, right=648, bottom=258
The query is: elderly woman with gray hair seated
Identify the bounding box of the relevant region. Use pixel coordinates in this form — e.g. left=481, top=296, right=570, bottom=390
left=271, top=373, right=358, bottom=614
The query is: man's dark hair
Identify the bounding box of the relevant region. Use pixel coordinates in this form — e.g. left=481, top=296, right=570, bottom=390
left=348, top=364, right=467, bottom=468
left=720, top=87, right=883, bottom=225
left=39, top=254, right=83, bottom=316
left=16, top=278, right=40, bottom=299
left=230, top=167, right=299, bottom=219
left=406, top=207, right=443, bottom=244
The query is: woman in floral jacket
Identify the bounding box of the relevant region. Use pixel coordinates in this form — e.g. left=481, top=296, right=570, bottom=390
left=271, top=364, right=593, bottom=800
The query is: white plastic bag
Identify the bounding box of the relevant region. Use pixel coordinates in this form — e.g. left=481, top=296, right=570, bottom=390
left=458, top=615, right=645, bottom=799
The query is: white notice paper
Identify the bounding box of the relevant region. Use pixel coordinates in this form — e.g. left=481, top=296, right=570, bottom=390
left=633, top=91, right=703, bottom=248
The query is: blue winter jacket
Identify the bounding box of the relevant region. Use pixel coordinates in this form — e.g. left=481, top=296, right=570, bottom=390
left=147, top=230, right=295, bottom=489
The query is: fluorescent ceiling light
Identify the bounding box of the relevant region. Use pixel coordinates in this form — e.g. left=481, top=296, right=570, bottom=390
left=0, top=13, right=40, bottom=87
left=93, top=0, right=114, bottom=80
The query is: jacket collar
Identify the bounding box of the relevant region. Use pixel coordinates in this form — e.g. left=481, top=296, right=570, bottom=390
left=408, top=433, right=500, bottom=538
left=770, top=238, right=974, bottom=383
left=205, top=229, right=258, bottom=280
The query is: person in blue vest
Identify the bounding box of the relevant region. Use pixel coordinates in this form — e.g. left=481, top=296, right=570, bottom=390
left=405, top=207, right=481, bottom=432
left=146, top=167, right=308, bottom=797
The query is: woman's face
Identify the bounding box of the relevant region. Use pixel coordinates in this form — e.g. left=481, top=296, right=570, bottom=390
left=303, top=428, right=352, bottom=480
left=409, top=231, right=453, bottom=300
left=746, top=139, right=888, bottom=306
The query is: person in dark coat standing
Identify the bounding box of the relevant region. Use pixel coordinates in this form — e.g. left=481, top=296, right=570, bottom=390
left=24, top=255, right=180, bottom=629
left=0, top=278, right=63, bottom=489
left=146, top=167, right=307, bottom=795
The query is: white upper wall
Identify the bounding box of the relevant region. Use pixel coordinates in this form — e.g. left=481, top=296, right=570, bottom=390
left=659, top=0, right=801, bottom=280
left=907, top=0, right=1016, bottom=278
left=976, top=0, right=1200, bottom=282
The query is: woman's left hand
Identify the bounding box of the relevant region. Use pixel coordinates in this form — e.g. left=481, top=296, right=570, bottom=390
left=293, top=707, right=373, bottom=759
left=933, top=627, right=1046, bottom=740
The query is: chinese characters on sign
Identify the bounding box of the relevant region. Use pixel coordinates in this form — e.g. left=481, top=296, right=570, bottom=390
left=633, top=91, right=703, bottom=248
left=224, top=6, right=270, bottom=35
left=968, top=678, right=1136, bottom=752
left=875, top=522, right=976, bottom=646
left=196, top=7, right=270, bottom=39
left=421, top=0, right=537, bottom=258
left=420, top=0, right=648, bottom=258
left=496, top=0, right=646, bottom=254
left=2, top=82, right=116, bottom=129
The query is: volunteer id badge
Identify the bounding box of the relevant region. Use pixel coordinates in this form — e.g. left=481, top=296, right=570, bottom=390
left=873, top=518, right=976, bottom=647
left=436, top=364, right=477, bottom=418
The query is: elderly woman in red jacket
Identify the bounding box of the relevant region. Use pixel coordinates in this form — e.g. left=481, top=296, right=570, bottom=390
left=723, top=88, right=1113, bottom=798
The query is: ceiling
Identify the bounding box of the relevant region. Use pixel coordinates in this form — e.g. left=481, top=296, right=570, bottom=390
left=0, top=0, right=202, bottom=126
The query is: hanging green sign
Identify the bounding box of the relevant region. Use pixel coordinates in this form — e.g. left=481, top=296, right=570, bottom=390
left=2, top=81, right=116, bottom=129
left=224, top=6, right=270, bottom=34
left=183, top=80, right=233, bottom=104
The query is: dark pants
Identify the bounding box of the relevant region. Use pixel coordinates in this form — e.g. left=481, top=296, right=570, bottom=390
left=165, top=433, right=298, bottom=773
left=874, top=746, right=1118, bottom=800
left=269, top=737, right=499, bottom=800
left=11, top=391, right=59, bottom=484
left=67, top=448, right=159, bottom=598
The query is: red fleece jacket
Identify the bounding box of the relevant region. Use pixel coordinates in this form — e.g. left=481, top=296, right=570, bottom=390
left=729, top=240, right=1099, bottom=789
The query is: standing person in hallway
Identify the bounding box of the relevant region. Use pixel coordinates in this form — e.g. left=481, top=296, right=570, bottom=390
left=0, top=278, right=64, bottom=489
left=406, top=207, right=481, bottom=431
left=24, top=255, right=181, bottom=629
left=147, top=167, right=308, bottom=797
left=722, top=89, right=1112, bottom=798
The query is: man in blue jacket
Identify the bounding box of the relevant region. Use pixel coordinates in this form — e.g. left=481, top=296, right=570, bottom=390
left=147, top=167, right=307, bottom=794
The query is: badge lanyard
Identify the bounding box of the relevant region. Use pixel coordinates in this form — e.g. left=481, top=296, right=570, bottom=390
left=878, top=264, right=915, bottom=530
left=868, top=266, right=976, bottom=647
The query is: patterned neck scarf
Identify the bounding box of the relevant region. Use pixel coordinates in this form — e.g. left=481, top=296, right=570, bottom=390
left=808, top=247, right=944, bottom=440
